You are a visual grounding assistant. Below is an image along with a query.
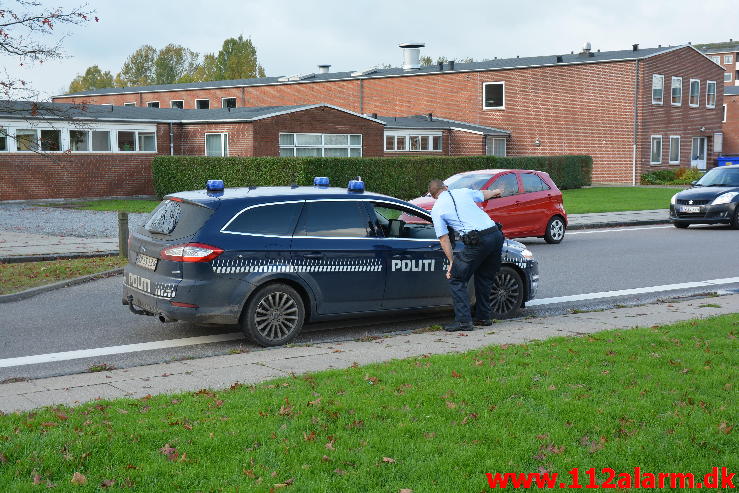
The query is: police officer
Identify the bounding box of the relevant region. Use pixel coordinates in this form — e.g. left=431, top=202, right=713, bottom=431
left=428, top=179, right=504, bottom=331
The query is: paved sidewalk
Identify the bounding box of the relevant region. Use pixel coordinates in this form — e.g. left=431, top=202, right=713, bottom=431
left=0, top=209, right=670, bottom=260
left=1, top=292, right=736, bottom=413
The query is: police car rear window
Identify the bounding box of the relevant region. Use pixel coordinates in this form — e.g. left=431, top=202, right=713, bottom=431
left=143, top=199, right=213, bottom=238
left=224, top=202, right=303, bottom=236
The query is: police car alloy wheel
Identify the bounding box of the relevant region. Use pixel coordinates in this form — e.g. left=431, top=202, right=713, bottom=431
left=242, top=283, right=305, bottom=347
left=490, top=266, right=524, bottom=319
left=544, top=216, right=566, bottom=244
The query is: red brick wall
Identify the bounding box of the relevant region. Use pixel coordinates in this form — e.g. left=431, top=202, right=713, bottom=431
left=173, top=122, right=254, bottom=157
left=706, top=51, right=737, bottom=86
left=723, top=94, right=739, bottom=154
left=449, top=130, right=485, bottom=156
left=252, top=106, right=384, bottom=157
left=639, top=48, right=725, bottom=175
left=0, top=154, right=155, bottom=200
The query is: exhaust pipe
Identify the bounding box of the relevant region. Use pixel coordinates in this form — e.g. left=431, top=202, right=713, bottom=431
left=158, top=313, right=174, bottom=323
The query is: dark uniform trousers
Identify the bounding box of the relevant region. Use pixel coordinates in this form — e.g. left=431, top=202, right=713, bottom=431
left=449, top=227, right=504, bottom=323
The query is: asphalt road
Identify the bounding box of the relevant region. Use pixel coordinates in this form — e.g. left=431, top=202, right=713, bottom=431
left=2, top=224, right=738, bottom=381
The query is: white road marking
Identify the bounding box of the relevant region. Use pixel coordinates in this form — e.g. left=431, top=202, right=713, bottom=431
left=528, top=276, right=739, bottom=306
left=3, top=276, right=739, bottom=369
left=568, top=225, right=674, bottom=235
left=0, top=332, right=244, bottom=369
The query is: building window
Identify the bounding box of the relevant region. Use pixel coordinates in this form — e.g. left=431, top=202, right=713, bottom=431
left=725, top=72, right=733, bottom=83
left=196, top=99, right=210, bottom=109
left=221, top=97, right=237, bottom=109
left=146, top=101, right=160, bottom=108
left=205, top=133, right=228, bottom=156
left=15, top=129, right=38, bottom=151
left=671, top=77, right=682, bottom=105
left=170, top=100, right=184, bottom=109
left=723, top=104, right=728, bottom=123
left=669, top=136, right=680, bottom=164
left=69, top=130, right=89, bottom=151
left=0, top=128, right=6, bottom=151
left=710, top=55, right=721, bottom=64
left=486, top=136, right=506, bottom=156
left=118, top=131, right=136, bottom=151
left=482, top=82, right=505, bottom=109
left=138, top=132, right=156, bottom=152
left=724, top=55, right=733, bottom=64
left=652, top=74, right=664, bottom=104
left=384, top=132, right=441, bottom=152
left=123, top=102, right=136, bottom=107
left=650, top=135, right=662, bottom=165
left=40, top=130, right=61, bottom=151
left=689, top=79, right=700, bottom=107
left=279, top=133, right=362, bottom=157
left=706, top=81, right=717, bottom=108
left=91, top=131, right=110, bottom=152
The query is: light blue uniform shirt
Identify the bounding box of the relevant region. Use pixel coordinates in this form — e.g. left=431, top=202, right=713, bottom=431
left=431, top=188, right=495, bottom=238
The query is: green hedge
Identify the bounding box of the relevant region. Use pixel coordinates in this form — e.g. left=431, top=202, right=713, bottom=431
left=152, top=155, right=592, bottom=200
left=640, top=167, right=704, bottom=185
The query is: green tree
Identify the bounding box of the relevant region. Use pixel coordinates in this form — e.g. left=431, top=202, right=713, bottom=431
left=154, top=44, right=200, bottom=84
left=115, top=44, right=157, bottom=87
left=214, top=35, right=266, bottom=80
left=67, top=65, right=114, bottom=93
left=191, top=53, right=219, bottom=82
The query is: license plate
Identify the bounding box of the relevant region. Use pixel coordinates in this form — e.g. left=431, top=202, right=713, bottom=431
left=680, top=206, right=700, bottom=213
left=135, top=253, right=158, bottom=271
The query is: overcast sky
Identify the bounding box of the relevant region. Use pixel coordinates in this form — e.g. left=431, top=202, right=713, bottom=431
left=3, top=0, right=738, bottom=99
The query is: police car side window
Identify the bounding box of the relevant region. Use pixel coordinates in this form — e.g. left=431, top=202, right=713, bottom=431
left=521, top=173, right=550, bottom=193
left=225, top=202, right=302, bottom=236
left=297, top=201, right=371, bottom=238
left=489, top=174, right=519, bottom=196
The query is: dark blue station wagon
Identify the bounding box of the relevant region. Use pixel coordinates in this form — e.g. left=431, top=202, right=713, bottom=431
left=123, top=179, right=540, bottom=346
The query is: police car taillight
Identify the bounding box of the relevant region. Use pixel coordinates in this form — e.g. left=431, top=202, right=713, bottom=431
left=161, top=243, right=224, bottom=262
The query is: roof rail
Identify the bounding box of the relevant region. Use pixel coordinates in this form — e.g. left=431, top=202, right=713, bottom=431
left=277, top=73, right=316, bottom=82
left=351, top=68, right=379, bottom=76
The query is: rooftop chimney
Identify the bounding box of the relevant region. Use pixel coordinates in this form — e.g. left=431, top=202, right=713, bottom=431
left=632, top=43, right=639, bottom=51
left=317, top=64, right=331, bottom=74
left=399, top=42, right=425, bottom=71
left=579, top=41, right=594, bottom=57
left=427, top=112, right=433, bottom=121
left=556, top=55, right=563, bottom=63
left=449, top=60, right=455, bottom=70
left=438, top=61, right=444, bottom=71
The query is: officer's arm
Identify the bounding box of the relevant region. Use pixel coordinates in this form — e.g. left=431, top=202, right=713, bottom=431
left=481, top=188, right=503, bottom=200
left=438, top=234, right=453, bottom=263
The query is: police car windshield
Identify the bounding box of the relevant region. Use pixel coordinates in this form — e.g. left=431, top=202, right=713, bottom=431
left=444, top=173, right=494, bottom=190
left=696, top=168, right=739, bottom=187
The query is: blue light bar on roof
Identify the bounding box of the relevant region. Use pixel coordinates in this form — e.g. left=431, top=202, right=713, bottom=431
left=314, top=176, right=330, bottom=187
left=206, top=179, right=224, bottom=192
left=347, top=176, right=365, bottom=193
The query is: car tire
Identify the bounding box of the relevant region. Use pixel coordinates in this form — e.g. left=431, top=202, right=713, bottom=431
left=490, top=266, right=525, bottom=319
left=731, top=207, right=739, bottom=230
left=241, top=283, right=305, bottom=347
left=673, top=222, right=689, bottom=229
left=544, top=216, right=566, bottom=244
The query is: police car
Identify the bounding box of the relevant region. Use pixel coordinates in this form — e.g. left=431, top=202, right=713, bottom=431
left=122, top=178, right=540, bottom=346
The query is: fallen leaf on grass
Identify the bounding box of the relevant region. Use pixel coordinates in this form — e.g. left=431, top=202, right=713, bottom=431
left=399, top=489, right=413, bottom=493
left=382, top=457, right=396, bottom=463
left=70, top=472, right=87, bottom=485
left=273, top=478, right=295, bottom=488
left=718, top=422, right=733, bottom=434
left=303, top=431, right=316, bottom=441
left=334, top=468, right=346, bottom=475
left=451, top=370, right=462, bottom=378
left=100, top=479, right=116, bottom=488
left=159, top=444, right=180, bottom=461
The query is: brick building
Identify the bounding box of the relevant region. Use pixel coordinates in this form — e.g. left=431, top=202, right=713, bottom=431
left=723, top=86, right=739, bottom=155
left=54, top=42, right=724, bottom=184
left=698, top=42, right=739, bottom=86
left=0, top=102, right=388, bottom=200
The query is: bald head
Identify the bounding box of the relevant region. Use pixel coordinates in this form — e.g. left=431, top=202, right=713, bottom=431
left=428, top=179, right=447, bottom=199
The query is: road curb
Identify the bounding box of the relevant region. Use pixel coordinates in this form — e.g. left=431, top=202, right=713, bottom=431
left=1, top=251, right=119, bottom=264
left=0, top=268, right=123, bottom=304
left=568, top=218, right=670, bottom=230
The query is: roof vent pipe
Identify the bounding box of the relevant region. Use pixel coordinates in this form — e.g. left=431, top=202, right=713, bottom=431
left=581, top=41, right=592, bottom=54
left=556, top=55, right=563, bottom=63
left=317, top=64, right=331, bottom=74
left=399, top=42, right=425, bottom=71
left=448, top=60, right=455, bottom=70
left=427, top=113, right=433, bottom=121
left=632, top=43, right=639, bottom=51
left=438, top=61, right=444, bottom=71
left=371, top=113, right=378, bottom=119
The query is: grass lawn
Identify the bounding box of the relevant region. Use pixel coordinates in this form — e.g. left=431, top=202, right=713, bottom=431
left=562, top=187, right=684, bottom=214
left=39, top=199, right=160, bottom=214
left=0, top=315, right=736, bottom=491
left=0, top=256, right=127, bottom=295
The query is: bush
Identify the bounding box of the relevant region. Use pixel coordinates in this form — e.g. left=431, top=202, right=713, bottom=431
left=640, top=167, right=704, bottom=185
left=152, top=155, right=593, bottom=200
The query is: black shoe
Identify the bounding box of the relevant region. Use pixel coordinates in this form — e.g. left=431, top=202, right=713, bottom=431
left=444, top=322, right=474, bottom=332
left=473, top=319, right=492, bottom=327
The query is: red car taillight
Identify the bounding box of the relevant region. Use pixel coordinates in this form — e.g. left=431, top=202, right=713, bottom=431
left=160, top=243, right=224, bottom=262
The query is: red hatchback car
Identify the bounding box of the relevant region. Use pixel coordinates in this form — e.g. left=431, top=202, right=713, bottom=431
left=409, top=169, right=568, bottom=243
